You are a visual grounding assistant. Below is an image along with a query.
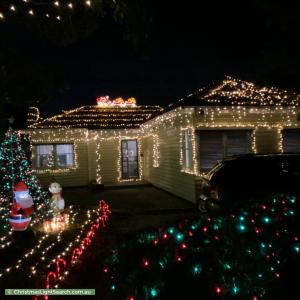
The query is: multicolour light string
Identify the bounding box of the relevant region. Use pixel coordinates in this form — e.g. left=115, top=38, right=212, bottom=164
left=104, top=194, right=300, bottom=299
left=0, top=128, right=50, bottom=235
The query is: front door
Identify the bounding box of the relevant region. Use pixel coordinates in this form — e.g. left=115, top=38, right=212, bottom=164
left=121, top=140, right=139, bottom=180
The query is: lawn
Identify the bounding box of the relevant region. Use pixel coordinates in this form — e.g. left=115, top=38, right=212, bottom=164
left=0, top=186, right=196, bottom=299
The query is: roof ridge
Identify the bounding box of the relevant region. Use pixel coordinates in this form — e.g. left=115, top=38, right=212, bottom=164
left=34, top=106, right=86, bottom=126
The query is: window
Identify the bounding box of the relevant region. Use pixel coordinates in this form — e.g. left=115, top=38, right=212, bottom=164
left=36, top=145, right=54, bottom=168
left=34, top=144, right=74, bottom=169
left=182, top=129, right=193, bottom=171
left=56, top=144, right=74, bottom=167
left=282, top=129, right=300, bottom=153
left=199, top=130, right=252, bottom=171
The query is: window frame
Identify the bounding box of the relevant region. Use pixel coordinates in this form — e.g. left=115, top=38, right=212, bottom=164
left=33, top=143, right=75, bottom=170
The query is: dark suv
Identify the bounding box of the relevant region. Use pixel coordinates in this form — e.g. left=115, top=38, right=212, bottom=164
left=197, top=154, right=300, bottom=213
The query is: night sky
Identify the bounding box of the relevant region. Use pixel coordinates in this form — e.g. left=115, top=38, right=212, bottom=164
left=2, top=0, right=300, bottom=117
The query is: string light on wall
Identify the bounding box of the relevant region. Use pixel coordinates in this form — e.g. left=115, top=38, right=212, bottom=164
left=96, top=141, right=102, bottom=184
left=180, top=127, right=199, bottom=176
left=277, top=127, right=284, bottom=153
left=116, top=136, right=143, bottom=183
left=152, top=135, right=160, bottom=168
left=251, top=129, right=257, bottom=154
left=29, top=139, right=79, bottom=174
left=24, top=129, right=85, bottom=174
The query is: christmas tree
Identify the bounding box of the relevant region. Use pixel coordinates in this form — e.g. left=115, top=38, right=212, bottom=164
left=0, top=120, right=48, bottom=229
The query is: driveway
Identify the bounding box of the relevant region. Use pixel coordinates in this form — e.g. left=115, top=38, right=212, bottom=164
left=57, top=185, right=199, bottom=299
left=63, top=184, right=197, bottom=232
left=64, top=184, right=194, bottom=211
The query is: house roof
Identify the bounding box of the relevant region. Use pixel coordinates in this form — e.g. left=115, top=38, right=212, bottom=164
left=167, top=76, right=300, bottom=110
left=30, top=105, right=163, bottom=129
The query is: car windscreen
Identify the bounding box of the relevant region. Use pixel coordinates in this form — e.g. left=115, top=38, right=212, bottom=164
left=210, top=156, right=300, bottom=185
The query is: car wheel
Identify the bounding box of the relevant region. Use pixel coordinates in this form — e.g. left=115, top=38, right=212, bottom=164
left=197, top=198, right=207, bottom=213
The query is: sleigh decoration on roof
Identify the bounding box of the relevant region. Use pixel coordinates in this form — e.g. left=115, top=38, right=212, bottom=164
left=96, top=96, right=137, bottom=108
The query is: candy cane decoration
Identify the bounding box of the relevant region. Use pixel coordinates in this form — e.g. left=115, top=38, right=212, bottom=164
left=71, top=247, right=83, bottom=264
left=46, top=271, right=57, bottom=288
left=56, top=258, right=67, bottom=276
left=44, top=271, right=57, bottom=300
left=82, top=237, right=91, bottom=247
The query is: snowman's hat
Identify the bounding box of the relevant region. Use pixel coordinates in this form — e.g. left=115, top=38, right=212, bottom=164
left=14, top=181, right=29, bottom=193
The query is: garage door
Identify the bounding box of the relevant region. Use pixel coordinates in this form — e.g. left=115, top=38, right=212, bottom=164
left=199, top=130, right=252, bottom=171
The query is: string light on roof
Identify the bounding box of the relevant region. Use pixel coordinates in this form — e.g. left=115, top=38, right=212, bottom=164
left=28, top=100, right=162, bottom=129
left=0, top=0, right=96, bottom=22
left=200, top=77, right=300, bottom=107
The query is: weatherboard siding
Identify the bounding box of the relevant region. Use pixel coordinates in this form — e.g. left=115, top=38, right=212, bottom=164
left=87, top=140, right=97, bottom=183
left=255, top=128, right=280, bottom=153
left=99, top=139, right=119, bottom=185
left=26, top=107, right=300, bottom=196
left=142, top=115, right=197, bottom=203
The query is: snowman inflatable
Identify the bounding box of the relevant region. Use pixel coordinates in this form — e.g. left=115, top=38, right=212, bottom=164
left=49, top=182, right=65, bottom=215
left=9, top=181, right=34, bottom=231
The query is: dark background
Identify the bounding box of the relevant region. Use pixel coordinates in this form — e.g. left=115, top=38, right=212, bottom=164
left=0, top=0, right=299, bottom=128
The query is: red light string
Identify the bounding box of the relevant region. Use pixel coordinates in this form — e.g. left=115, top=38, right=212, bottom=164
left=33, top=200, right=110, bottom=300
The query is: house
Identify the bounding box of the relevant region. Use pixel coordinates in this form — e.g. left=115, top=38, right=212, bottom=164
left=26, top=76, right=300, bottom=203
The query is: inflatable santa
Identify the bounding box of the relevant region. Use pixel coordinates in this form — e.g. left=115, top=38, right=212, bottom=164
left=9, top=181, right=34, bottom=231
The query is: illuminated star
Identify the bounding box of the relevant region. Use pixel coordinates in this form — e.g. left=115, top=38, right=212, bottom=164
left=8, top=117, right=15, bottom=125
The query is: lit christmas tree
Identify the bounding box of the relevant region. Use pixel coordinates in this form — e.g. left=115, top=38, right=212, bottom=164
left=0, top=120, right=48, bottom=230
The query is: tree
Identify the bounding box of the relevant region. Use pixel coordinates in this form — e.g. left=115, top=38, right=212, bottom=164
left=0, top=124, right=47, bottom=207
